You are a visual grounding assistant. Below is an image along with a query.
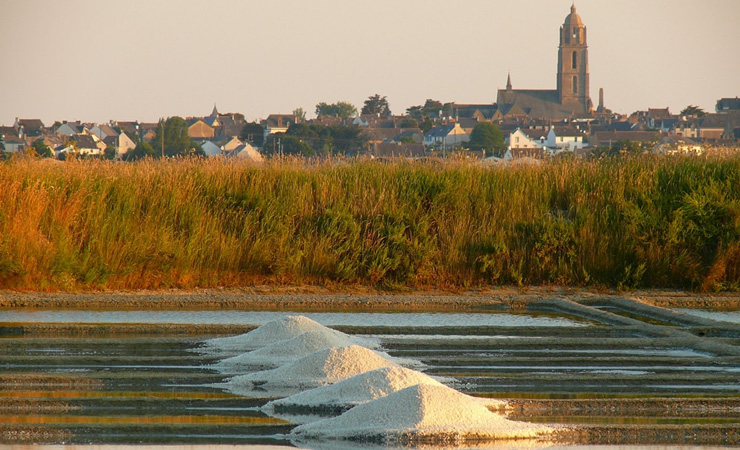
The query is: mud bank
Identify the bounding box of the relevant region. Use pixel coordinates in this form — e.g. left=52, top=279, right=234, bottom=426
left=2, top=288, right=739, bottom=311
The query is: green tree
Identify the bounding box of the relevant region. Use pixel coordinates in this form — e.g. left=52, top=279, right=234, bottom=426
left=123, top=142, right=157, bottom=161
left=399, top=118, right=419, bottom=128
left=420, top=117, right=434, bottom=133
left=406, top=99, right=450, bottom=120
left=315, top=101, right=358, bottom=119
left=104, top=146, right=117, bottom=160
left=0, top=134, right=5, bottom=151
left=293, top=107, right=307, bottom=122
left=31, top=139, right=54, bottom=158
left=680, top=105, right=706, bottom=118
left=263, top=134, right=314, bottom=157
left=152, top=117, right=204, bottom=157
left=468, top=123, right=506, bottom=157
left=240, top=122, right=264, bottom=146
left=284, top=122, right=367, bottom=156
left=361, top=94, right=391, bottom=116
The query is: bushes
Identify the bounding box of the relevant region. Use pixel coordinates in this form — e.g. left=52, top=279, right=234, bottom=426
left=0, top=156, right=739, bottom=291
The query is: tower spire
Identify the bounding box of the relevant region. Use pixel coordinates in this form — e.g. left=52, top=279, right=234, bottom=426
left=506, top=72, right=512, bottom=90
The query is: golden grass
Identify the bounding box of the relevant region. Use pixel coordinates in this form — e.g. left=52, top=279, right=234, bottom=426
left=1, top=155, right=739, bottom=291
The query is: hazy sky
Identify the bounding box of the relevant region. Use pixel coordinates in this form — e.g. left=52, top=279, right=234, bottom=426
left=2, top=0, right=739, bottom=126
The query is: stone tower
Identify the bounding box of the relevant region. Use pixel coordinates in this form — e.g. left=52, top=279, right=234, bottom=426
left=557, top=4, right=592, bottom=114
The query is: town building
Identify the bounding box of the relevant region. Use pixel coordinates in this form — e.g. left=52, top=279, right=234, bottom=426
left=496, top=4, right=595, bottom=120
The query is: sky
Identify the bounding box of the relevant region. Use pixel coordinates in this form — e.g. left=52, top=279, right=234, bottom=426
left=1, top=0, right=739, bottom=126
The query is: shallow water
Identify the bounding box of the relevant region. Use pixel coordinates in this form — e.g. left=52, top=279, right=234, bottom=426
left=674, top=308, right=740, bottom=324
left=0, top=310, right=590, bottom=327
left=2, top=306, right=740, bottom=448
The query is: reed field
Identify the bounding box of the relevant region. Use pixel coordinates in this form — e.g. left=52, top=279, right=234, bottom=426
left=1, top=155, right=739, bottom=292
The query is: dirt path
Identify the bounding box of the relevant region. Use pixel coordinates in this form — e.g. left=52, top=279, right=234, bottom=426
left=2, top=287, right=739, bottom=311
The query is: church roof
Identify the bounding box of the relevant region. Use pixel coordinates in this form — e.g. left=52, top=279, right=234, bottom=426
left=497, top=88, right=583, bottom=120
left=563, top=4, right=583, bottom=27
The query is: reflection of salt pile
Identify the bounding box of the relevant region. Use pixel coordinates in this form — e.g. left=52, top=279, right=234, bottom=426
left=264, top=366, right=447, bottom=411
left=228, top=345, right=399, bottom=391
left=201, top=315, right=378, bottom=353
left=214, top=329, right=359, bottom=370
left=291, top=383, right=554, bottom=443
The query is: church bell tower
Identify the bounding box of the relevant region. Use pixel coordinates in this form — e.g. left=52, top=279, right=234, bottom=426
left=557, top=4, right=591, bottom=113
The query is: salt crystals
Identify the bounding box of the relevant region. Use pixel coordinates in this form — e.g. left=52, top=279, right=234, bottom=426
left=290, top=383, right=555, bottom=443
left=208, top=314, right=557, bottom=444
left=214, top=328, right=361, bottom=370
left=201, top=315, right=377, bottom=353
left=228, top=345, right=399, bottom=390
left=264, top=366, right=445, bottom=411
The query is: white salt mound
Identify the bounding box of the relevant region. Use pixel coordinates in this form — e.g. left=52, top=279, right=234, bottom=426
left=214, top=329, right=360, bottom=369
left=201, top=315, right=378, bottom=353
left=202, top=316, right=331, bottom=352
left=291, top=383, right=554, bottom=442
left=228, top=345, right=399, bottom=390
left=265, top=366, right=446, bottom=411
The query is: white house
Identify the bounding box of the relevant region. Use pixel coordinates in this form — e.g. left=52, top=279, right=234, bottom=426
left=504, top=128, right=548, bottom=160
left=221, top=136, right=243, bottom=152
left=547, top=126, right=588, bottom=152
left=653, top=136, right=704, bottom=156
left=103, top=132, right=137, bottom=158
left=261, top=114, right=297, bottom=141
left=508, top=128, right=547, bottom=150
left=234, top=143, right=264, bottom=162
left=424, top=123, right=469, bottom=149
left=90, top=124, right=118, bottom=140
left=200, top=140, right=221, bottom=157
left=56, top=122, right=87, bottom=136
left=57, top=134, right=105, bottom=157
left=1, top=134, right=25, bottom=153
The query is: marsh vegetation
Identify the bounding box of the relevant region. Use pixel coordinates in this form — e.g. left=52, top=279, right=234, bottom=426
left=1, top=155, right=739, bottom=291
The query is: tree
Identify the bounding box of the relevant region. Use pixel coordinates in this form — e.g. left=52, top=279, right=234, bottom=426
left=283, top=122, right=367, bottom=156
left=315, top=101, right=357, bottom=119
left=361, top=94, right=391, bottom=116
left=680, top=105, right=706, bottom=118
left=263, top=133, right=314, bottom=157
left=31, top=138, right=53, bottom=158
left=0, top=134, right=4, bottom=151
left=152, top=117, right=204, bottom=157
left=240, top=122, right=264, bottom=147
left=406, top=99, right=450, bottom=120
left=399, top=118, right=419, bottom=129
left=104, top=146, right=117, bottom=160
left=420, top=117, right=434, bottom=133
left=467, top=123, right=506, bottom=157
left=293, top=107, right=307, bottom=122
left=123, top=142, right=157, bottom=161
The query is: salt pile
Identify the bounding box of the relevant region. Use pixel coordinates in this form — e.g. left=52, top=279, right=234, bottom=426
left=227, top=345, right=399, bottom=391
left=265, top=366, right=447, bottom=412
left=214, top=329, right=361, bottom=370
left=201, top=315, right=377, bottom=353
left=290, top=383, right=554, bottom=443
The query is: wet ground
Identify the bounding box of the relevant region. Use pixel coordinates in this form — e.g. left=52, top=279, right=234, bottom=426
left=1, top=292, right=740, bottom=448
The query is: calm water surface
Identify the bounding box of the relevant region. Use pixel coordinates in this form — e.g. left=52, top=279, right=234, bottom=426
left=675, top=308, right=740, bottom=324
left=0, top=310, right=590, bottom=327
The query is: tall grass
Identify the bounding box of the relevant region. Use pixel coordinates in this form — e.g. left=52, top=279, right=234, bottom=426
left=1, top=155, right=739, bottom=291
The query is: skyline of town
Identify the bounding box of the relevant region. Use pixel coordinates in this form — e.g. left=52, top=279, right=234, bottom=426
left=2, top=0, right=739, bottom=126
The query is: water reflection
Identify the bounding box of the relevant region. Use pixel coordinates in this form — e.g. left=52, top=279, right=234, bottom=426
left=0, top=310, right=590, bottom=328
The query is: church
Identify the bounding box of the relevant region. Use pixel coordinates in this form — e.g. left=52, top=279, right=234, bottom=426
left=496, top=4, right=596, bottom=120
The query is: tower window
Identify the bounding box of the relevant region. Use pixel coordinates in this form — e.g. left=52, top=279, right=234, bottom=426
left=572, top=51, right=577, bottom=69
left=572, top=76, right=578, bottom=94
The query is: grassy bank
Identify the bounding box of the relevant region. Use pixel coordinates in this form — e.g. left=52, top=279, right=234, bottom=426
left=1, top=156, right=739, bottom=292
